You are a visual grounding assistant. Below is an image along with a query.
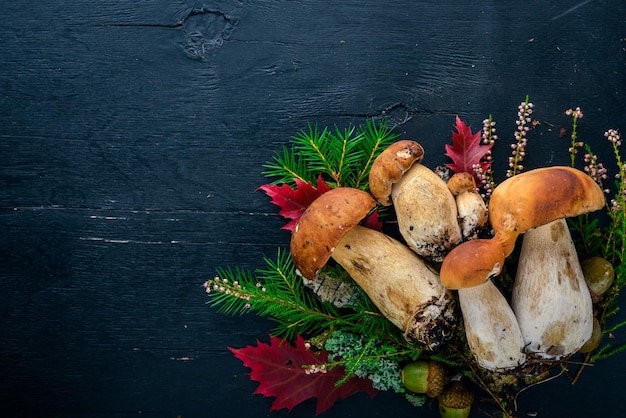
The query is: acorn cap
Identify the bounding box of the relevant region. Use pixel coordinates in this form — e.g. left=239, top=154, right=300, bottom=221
left=438, top=380, right=474, bottom=418
left=290, top=187, right=376, bottom=280
left=447, top=172, right=476, bottom=196
left=489, top=166, right=605, bottom=256
left=368, top=140, right=424, bottom=206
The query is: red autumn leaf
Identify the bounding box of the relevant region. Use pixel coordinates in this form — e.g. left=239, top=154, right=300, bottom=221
left=258, top=175, right=332, bottom=232
left=445, top=116, right=493, bottom=178
left=362, top=210, right=382, bottom=232
left=230, top=335, right=377, bottom=415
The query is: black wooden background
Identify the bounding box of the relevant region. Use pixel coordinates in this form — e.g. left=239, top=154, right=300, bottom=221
left=1, top=1, right=625, bottom=417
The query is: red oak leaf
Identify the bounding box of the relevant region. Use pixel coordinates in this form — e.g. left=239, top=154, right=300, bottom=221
left=445, top=116, right=493, bottom=179
left=258, top=175, right=332, bottom=232
left=230, top=335, right=377, bottom=415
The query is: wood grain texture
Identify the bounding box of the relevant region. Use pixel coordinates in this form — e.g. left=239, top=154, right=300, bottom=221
left=1, top=0, right=625, bottom=417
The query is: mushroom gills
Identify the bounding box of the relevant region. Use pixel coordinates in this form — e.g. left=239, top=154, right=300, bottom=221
left=331, top=225, right=457, bottom=348
left=511, top=219, right=593, bottom=359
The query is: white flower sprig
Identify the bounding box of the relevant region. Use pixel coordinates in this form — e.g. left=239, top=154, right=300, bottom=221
left=507, top=97, right=534, bottom=177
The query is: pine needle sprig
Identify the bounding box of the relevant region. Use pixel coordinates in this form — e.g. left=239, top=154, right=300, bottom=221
left=263, top=145, right=313, bottom=185
left=206, top=247, right=407, bottom=343
left=207, top=248, right=339, bottom=341
left=591, top=342, right=626, bottom=361
left=262, top=119, right=399, bottom=190
left=352, top=119, right=400, bottom=189
left=291, top=124, right=342, bottom=184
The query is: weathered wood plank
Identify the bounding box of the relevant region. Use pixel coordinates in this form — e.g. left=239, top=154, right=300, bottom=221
left=1, top=0, right=625, bottom=417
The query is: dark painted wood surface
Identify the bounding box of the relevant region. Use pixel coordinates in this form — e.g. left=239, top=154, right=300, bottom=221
left=1, top=1, right=625, bottom=417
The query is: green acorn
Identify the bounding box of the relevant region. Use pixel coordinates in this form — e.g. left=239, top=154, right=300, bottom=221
left=401, top=360, right=447, bottom=398
left=581, top=257, right=615, bottom=300
left=579, top=316, right=602, bottom=353
left=438, top=380, right=474, bottom=418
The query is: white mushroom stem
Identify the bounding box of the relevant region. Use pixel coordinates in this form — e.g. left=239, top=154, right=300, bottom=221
left=392, top=164, right=462, bottom=261
left=458, top=280, right=526, bottom=371
left=331, top=225, right=457, bottom=348
left=447, top=172, right=488, bottom=239
left=511, top=219, right=593, bottom=359
left=455, top=190, right=488, bottom=239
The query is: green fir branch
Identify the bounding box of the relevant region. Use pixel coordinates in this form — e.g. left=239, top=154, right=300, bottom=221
left=261, top=119, right=398, bottom=190
left=262, top=145, right=313, bottom=186
left=353, top=119, right=400, bottom=189
left=291, top=124, right=339, bottom=184
left=206, top=248, right=406, bottom=343
left=604, top=317, right=626, bottom=334
left=591, top=342, right=626, bottom=361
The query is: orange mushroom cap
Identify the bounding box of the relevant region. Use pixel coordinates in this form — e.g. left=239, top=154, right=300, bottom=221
left=369, top=140, right=424, bottom=206
left=447, top=172, right=477, bottom=196
left=290, top=187, right=376, bottom=280
left=489, top=166, right=606, bottom=256
left=440, top=238, right=505, bottom=289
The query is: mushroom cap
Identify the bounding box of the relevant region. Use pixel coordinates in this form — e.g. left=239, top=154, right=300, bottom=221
left=489, top=166, right=605, bottom=256
left=369, top=140, right=425, bottom=206
left=439, top=238, right=505, bottom=289
left=447, top=172, right=477, bottom=196
left=290, top=187, right=376, bottom=280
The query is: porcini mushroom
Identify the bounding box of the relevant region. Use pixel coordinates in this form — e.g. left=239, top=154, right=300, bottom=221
left=439, top=166, right=604, bottom=369
left=447, top=172, right=488, bottom=239
left=290, top=187, right=456, bottom=348
left=441, top=166, right=606, bottom=288
left=369, top=140, right=462, bottom=261
left=441, top=252, right=526, bottom=371
left=511, top=219, right=594, bottom=359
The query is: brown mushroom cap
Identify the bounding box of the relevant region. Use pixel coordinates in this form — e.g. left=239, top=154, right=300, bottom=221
left=447, top=172, right=477, bottom=196
left=489, top=166, right=606, bottom=256
left=440, top=238, right=505, bottom=289
left=369, top=140, right=424, bottom=206
left=290, top=187, right=376, bottom=280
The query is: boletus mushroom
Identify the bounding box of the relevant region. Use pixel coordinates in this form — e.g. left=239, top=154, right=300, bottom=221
left=441, top=252, right=526, bottom=371
left=440, top=166, right=606, bottom=289
left=511, top=218, right=594, bottom=359
left=290, top=187, right=456, bottom=348
left=369, top=140, right=462, bottom=262
left=447, top=172, right=488, bottom=240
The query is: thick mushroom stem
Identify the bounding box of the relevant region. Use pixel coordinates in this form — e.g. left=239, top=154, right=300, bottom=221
left=447, top=172, right=488, bottom=239
left=369, top=140, right=461, bottom=262
left=458, top=280, right=526, bottom=371
left=331, top=225, right=457, bottom=348
left=511, top=219, right=593, bottom=359
left=391, top=163, right=462, bottom=261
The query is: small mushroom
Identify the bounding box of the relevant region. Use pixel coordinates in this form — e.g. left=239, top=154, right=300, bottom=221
left=441, top=166, right=606, bottom=288
left=441, top=252, right=526, bottom=371
left=511, top=219, right=594, bottom=359
left=447, top=172, right=488, bottom=239
left=369, top=140, right=462, bottom=261
left=290, top=187, right=456, bottom=348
